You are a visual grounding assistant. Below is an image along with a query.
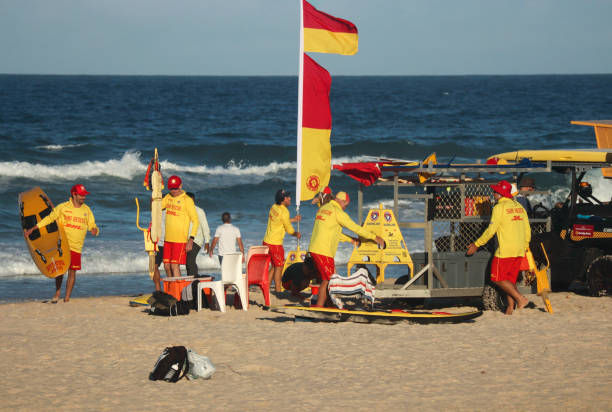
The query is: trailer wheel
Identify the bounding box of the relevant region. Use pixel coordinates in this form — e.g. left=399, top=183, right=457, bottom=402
left=482, top=284, right=506, bottom=312
left=586, top=255, right=612, bottom=297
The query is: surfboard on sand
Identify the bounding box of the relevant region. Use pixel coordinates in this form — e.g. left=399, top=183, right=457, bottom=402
left=271, top=305, right=482, bottom=324
left=19, top=187, right=71, bottom=278
left=129, top=294, right=152, bottom=307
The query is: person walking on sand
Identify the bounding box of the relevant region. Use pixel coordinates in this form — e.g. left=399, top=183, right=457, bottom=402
left=308, top=191, right=384, bottom=307
left=185, top=192, right=211, bottom=277
left=209, top=212, right=244, bottom=265
left=467, top=180, right=533, bottom=315
left=262, top=189, right=301, bottom=293
left=161, top=175, right=198, bottom=278
left=24, top=184, right=99, bottom=302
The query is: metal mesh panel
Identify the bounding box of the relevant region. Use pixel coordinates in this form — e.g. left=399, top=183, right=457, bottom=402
left=430, top=184, right=547, bottom=252
left=432, top=184, right=494, bottom=220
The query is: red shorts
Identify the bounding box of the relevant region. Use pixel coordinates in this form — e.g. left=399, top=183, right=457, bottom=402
left=263, top=242, right=285, bottom=267
left=309, top=252, right=335, bottom=281
left=69, top=251, right=81, bottom=271
left=519, top=255, right=530, bottom=271
left=490, top=256, right=523, bottom=283
left=163, top=241, right=187, bottom=265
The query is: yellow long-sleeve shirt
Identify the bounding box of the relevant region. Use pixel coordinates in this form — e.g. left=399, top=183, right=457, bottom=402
left=474, top=197, right=531, bottom=258
left=36, top=199, right=98, bottom=253
left=161, top=192, right=198, bottom=243
left=308, top=200, right=376, bottom=258
left=262, top=203, right=295, bottom=246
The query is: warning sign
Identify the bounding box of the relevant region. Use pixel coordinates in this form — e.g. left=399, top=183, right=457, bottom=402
left=347, top=205, right=413, bottom=283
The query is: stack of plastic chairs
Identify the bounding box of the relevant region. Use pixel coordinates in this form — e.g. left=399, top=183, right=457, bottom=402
left=196, top=252, right=246, bottom=312
left=246, top=247, right=271, bottom=307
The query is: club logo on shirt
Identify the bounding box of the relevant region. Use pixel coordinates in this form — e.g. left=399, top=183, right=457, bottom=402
left=384, top=212, right=392, bottom=222
left=370, top=211, right=379, bottom=221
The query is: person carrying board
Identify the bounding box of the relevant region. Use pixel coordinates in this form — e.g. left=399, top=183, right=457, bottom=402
left=24, top=184, right=99, bottom=303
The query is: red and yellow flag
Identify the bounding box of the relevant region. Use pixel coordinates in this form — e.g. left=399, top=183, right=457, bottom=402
left=300, top=53, right=332, bottom=201
left=303, top=0, right=358, bottom=55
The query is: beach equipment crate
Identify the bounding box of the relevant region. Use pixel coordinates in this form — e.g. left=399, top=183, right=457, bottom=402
left=162, top=276, right=194, bottom=301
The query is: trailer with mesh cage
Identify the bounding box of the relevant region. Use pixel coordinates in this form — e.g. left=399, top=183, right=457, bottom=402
left=342, top=155, right=612, bottom=308
left=346, top=161, right=552, bottom=310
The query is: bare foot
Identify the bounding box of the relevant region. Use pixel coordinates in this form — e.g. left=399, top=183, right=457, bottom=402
left=516, top=298, right=530, bottom=310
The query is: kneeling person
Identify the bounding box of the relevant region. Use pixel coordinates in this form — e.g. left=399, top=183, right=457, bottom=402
left=281, top=255, right=320, bottom=301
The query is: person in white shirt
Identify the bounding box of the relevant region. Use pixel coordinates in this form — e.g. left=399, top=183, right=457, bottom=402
left=152, top=210, right=166, bottom=291
left=209, top=212, right=245, bottom=265
left=185, top=192, right=211, bottom=277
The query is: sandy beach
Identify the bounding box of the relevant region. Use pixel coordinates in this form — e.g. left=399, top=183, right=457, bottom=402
left=1, top=290, right=610, bottom=411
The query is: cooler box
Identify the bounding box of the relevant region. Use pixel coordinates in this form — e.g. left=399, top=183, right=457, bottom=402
left=162, top=276, right=194, bottom=300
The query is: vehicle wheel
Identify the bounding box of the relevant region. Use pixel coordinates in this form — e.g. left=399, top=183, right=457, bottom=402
left=586, top=255, right=612, bottom=297
left=482, top=284, right=506, bottom=312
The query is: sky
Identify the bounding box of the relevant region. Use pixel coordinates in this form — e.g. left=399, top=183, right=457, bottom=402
left=1, top=0, right=611, bottom=76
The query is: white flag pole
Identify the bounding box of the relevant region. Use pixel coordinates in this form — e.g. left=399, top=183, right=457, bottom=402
left=295, top=0, right=305, bottom=245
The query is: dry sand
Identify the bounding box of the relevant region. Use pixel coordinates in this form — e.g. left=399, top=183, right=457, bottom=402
left=1, top=291, right=611, bottom=411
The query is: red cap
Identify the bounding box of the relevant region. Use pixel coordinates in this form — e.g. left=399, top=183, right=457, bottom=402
left=167, top=175, right=182, bottom=189
left=336, top=191, right=350, bottom=203
left=322, top=186, right=332, bottom=195
left=70, top=184, right=90, bottom=196
left=490, top=180, right=513, bottom=198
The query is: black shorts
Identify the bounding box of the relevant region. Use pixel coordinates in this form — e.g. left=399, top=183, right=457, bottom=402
left=155, top=246, right=164, bottom=267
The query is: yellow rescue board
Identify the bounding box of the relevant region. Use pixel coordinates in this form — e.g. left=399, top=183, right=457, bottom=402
left=490, top=149, right=612, bottom=163
left=19, top=187, right=71, bottom=278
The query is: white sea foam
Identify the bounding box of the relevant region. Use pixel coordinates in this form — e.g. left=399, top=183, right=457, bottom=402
left=0, top=151, right=370, bottom=182
left=35, top=143, right=87, bottom=151
left=0, top=151, right=144, bottom=181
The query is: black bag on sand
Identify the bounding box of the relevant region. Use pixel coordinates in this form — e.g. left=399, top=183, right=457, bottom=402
left=149, top=346, right=189, bottom=383
left=147, top=291, right=190, bottom=316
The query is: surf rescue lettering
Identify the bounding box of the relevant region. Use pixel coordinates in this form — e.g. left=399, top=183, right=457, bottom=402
left=316, top=209, right=332, bottom=220
left=46, top=260, right=65, bottom=273
left=62, top=211, right=88, bottom=230
left=166, top=203, right=183, bottom=216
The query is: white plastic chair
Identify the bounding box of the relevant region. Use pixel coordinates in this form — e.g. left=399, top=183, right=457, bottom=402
left=197, top=252, right=246, bottom=312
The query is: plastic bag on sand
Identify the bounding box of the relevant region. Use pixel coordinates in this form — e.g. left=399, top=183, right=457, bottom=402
left=186, top=350, right=215, bottom=380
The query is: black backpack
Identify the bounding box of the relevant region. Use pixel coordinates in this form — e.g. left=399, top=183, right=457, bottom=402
left=147, top=291, right=190, bottom=316
left=149, top=346, right=189, bottom=382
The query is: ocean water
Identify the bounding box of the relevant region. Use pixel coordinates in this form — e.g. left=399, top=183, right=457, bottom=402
left=1, top=74, right=612, bottom=301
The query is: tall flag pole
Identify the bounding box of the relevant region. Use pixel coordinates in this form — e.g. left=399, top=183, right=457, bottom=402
left=296, top=0, right=305, bottom=208
left=296, top=0, right=359, bottom=206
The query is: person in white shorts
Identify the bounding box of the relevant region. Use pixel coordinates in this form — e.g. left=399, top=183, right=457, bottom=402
left=209, top=212, right=245, bottom=265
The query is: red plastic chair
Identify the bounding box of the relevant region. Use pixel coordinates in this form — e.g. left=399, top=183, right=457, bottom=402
left=247, top=253, right=271, bottom=307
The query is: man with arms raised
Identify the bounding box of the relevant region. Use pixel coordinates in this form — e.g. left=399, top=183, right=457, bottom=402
left=308, top=191, right=384, bottom=307
left=24, top=184, right=99, bottom=302
left=263, top=189, right=301, bottom=292
left=161, top=175, right=198, bottom=278
left=467, top=180, right=533, bottom=315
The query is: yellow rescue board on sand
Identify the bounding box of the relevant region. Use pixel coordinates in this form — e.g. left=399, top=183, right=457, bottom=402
left=490, top=149, right=612, bottom=163
left=129, top=294, right=152, bottom=307
left=19, top=187, right=71, bottom=278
